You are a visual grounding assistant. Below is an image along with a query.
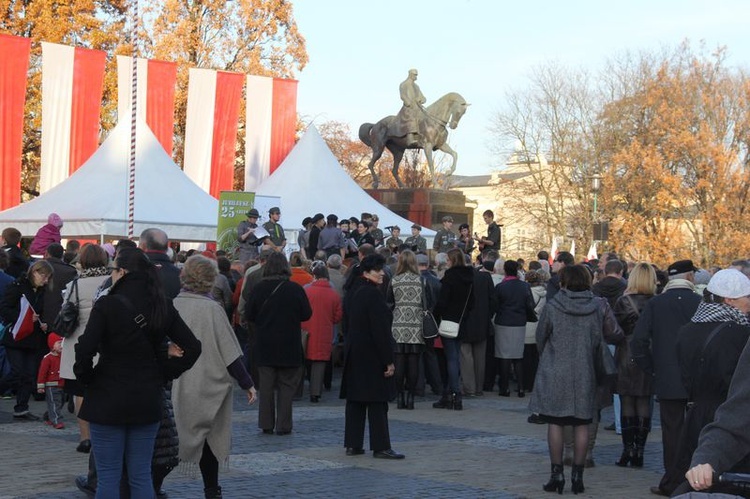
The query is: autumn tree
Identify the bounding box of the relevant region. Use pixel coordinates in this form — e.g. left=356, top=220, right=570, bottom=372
left=1, top=0, right=128, bottom=196
left=597, top=43, right=750, bottom=266
left=488, top=62, right=600, bottom=258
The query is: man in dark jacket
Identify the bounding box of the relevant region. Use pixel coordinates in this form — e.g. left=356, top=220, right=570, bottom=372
left=592, top=259, right=626, bottom=309
left=631, top=259, right=702, bottom=497
left=416, top=254, right=442, bottom=396
left=460, top=266, right=497, bottom=397
left=1, top=227, right=29, bottom=279
left=139, top=228, right=180, bottom=299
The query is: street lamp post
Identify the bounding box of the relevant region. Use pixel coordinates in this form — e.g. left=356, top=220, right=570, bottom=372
left=590, top=174, right=602, bottom=222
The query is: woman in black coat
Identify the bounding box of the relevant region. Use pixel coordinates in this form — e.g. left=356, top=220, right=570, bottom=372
left=493, top=260, right=536, bottom=397
left=245, top=251, right=312, bottom=435
left=74, top=248, right=201, bottom=499
left=0, top=259, right=53, bottom=420
left=433, top=248, right=474, bottom=410
left=340, top=254, right=404, bottom=459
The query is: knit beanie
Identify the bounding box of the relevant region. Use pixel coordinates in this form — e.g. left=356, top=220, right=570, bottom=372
left=48, top=213, right=63, bottom=228
left=47, top=333, right=63, bottom=350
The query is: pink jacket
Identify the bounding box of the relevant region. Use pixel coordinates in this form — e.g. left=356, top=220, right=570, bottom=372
left=29, top=224, right=61, bottom=255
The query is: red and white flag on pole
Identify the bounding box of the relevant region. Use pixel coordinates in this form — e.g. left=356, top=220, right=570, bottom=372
left=586, top=241, right=598, bottom=262
left=117, top=56, right=178, bottom=155
left=0, top=34, right=31, bottom=211
left=40, top=42, right=106, bottom=193
left=569, top=240, right=576, bottom=259
left=183, top=68, right=245, bottom=198
left=244, top=75, right=298, bottom=191
left=550, top=237, right=559, bottom=264
left=11, top=295, right=35, bottom=342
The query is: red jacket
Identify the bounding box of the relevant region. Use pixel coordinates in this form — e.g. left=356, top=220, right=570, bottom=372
left=302, top=279, right=342, bottom=361
left=37, top=352, right=63, bottom=390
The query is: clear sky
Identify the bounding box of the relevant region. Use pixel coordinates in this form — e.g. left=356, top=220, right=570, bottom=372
left=292, top=0, right=750, bottom=176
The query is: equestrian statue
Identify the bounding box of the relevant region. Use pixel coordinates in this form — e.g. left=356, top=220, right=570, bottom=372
left=359, top=69, right=469, bottom=188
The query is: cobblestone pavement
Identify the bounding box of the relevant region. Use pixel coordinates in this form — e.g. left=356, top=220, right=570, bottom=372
left=0, top=376, right=667, bottom=498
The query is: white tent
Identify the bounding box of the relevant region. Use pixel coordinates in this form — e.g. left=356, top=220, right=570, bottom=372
left=0, top=121, right=218, bottom=242
left=256, top=126, right=436, bottom=240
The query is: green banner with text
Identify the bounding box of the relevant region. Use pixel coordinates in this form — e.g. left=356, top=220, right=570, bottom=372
left=217, top=191, right=256, bottom=257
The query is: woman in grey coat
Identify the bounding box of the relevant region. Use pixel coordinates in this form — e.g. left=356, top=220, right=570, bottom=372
left=529, top=265, right=623, bottom=495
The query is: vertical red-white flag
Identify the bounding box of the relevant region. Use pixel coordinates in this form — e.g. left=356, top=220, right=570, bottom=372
left=0, top=34, right=31, bottom=211
left=40, top=42, right=106, bottom=193
left=586, top=241, right=598, bottom=262
left=569, top=240, right=576, bottom=259
left=244, top=75, right=298, bottom=191
left=11, top=295, right=35, bottom=341
left=116, top=56, right=178, bottom=155
left=183, top=68, right=245, bottom=198
left=550, top=237, right=559, bottom=264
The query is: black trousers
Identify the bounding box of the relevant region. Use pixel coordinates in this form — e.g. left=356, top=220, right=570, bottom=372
left=657, top=398, right=687, bottom=495
left=344, top=401, right=391, bottom=452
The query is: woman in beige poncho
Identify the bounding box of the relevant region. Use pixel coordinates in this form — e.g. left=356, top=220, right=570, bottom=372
left=172, top=255, right=256, bottom=499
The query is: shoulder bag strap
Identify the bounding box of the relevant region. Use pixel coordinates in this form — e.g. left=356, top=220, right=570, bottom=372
left=458, top=284, right=473, bottom=322
left=260, top=281, right=285, bottom=315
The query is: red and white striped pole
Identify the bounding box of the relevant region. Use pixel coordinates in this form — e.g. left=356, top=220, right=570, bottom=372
left=127, top=0, right=139, bottom=238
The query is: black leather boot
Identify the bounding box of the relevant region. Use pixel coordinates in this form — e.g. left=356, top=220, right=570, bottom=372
left=632, top=416, right=650, bottom=467
left=406, top=391, right=414, bottom=410
left=542, top=463, right=564, bottom=494
left=452, top=392, right=463, bottom=410
left=571, top=464, right=585, bottom=494
left=397, top=391, right=406, bottom=409
left=615, top=416, right=636, bottom=467
left=432, top=392, right=451, bottom=409
left=204, top=486, right=222, bottom=499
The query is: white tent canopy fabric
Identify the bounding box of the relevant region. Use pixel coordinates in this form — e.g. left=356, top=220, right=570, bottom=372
left=0, top=121, right=219, bottom=242
left=256, top=126, right=436, bottom=240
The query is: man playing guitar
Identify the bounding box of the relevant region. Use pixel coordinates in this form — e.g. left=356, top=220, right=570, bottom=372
left=475, top=210, right=501, bottom=256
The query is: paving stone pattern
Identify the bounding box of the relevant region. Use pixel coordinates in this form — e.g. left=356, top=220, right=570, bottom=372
left=0, top=376, right=667, bottom=498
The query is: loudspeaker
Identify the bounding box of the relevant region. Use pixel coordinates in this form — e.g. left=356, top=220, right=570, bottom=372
left=593, top=222, right=609, bottom=241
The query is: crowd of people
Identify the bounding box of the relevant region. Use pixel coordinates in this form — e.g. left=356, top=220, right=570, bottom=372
left=2, top=209, right=750, bottom=498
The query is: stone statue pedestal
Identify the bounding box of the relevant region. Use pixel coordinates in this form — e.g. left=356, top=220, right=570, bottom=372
left=366, top=188, right=472, bottom=230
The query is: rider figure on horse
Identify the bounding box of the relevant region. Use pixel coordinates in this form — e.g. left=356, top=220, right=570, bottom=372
left=395, top=69, right=426, bottom=147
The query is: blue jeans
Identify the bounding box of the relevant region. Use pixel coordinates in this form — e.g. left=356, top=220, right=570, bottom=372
left=90, top=422, right=159, bottom=499
left=442, top=337, right=461, bottom=394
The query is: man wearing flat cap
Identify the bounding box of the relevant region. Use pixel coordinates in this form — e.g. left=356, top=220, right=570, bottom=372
left=385, top=226, right=403, bottom=252
left=404, top=223, right=427, bottom=253
left=307, top=213, right=325, bottom=258
left=631, top=259, right=702, bottom=497
left=263, top=207, right=286, bottom=252
left=318, top=214, right=346, bottom=258
left=237, top=208, right=261, bottom=264
left=433, top=215, right=457, bottom=254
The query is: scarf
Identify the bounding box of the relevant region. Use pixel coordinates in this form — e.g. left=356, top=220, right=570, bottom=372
left=691, top=301, right=750, bottom=326
left=501, top=275, right=518, bottom=283
left=663, top=278, right=696, bottom=292
left=79, top=266, right=109, bottom=279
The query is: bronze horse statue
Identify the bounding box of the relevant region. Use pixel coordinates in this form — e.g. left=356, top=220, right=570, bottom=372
left=359, top=92, right=469, bottom=188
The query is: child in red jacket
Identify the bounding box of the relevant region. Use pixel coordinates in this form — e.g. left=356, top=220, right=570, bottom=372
left=37, top=333, right=65, bottom=429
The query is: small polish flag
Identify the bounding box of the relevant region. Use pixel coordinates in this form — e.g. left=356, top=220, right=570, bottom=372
left=586, top=241, right=598, bottom=262
left=550, top=237, right=558, bottom=264
left=569, top=240, right=576, bottom=259
left=11, top=295, right=35, bottom=341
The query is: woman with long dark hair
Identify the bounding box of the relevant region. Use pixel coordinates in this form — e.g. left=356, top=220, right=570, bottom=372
left=74, top=248, right=201, bottom=498
left=530, top=265, right=622, bottom=495
left=433, top=248, right=473, bottom=411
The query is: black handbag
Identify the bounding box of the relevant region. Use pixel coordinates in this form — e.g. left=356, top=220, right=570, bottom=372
left=594, top=340, right=617, bottom=385
left=53, top=278, right=80, bottom=338
left=420, top=276, right=439, bottom=339
left=525, top=288, right=539, bottom=323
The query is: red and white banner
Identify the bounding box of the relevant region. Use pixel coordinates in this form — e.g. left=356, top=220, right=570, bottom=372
left=117, top=56, right=178, bottom=155
left=549, top=237, right=559, bottom=264
left=184, top=68, right=245, bottom=198
left=569, top=240, right=576, bottom=258
left=244, top=75, right=298, bottom=191
left=0, top=34, right=31, bottom=211
left=40, top=42, right=106, bottom=193
left=11, top=295, right=35, bottom=342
